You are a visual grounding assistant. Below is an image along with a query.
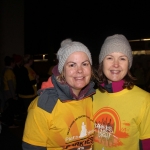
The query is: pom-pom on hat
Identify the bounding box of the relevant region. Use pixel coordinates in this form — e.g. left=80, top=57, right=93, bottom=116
left=99, top=34, right=133, bottom=68
left=57, top=39, right=92, bottom=73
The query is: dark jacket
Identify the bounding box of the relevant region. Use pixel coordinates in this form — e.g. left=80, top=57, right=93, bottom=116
left=17, top=66, right=36, bottom=95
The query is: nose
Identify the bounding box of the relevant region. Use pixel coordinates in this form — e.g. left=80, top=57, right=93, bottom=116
left=77, top=65, right=83, bottom=73
left=113, top=59, right=119, bottom=67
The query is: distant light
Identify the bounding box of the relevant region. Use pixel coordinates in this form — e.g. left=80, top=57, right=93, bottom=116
left=129, top=39, right=141, bottom=42
left=129, top=38, right=150, bottom=42
left=132, top=50, right=145, bottom=55
left=132, top=50, right=150, bottom=55
left=34, top=59, right=48, bottom=62
left=43, top=54, right=45, bottom=60
left=141, top=38, right=150, bottom=41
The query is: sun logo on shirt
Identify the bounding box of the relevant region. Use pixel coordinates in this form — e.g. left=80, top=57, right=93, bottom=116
left=94, top=107, right=130, bottom=147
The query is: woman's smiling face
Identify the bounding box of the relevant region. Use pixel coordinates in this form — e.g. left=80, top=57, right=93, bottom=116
left=63, top=51, right=91, bottom=96
left=103, top=52, right=129, bottom=84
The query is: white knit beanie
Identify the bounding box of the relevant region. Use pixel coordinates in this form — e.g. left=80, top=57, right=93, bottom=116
left=99, top=34, right=133, bottom=68
left=57, top=39, right=92, bottom=73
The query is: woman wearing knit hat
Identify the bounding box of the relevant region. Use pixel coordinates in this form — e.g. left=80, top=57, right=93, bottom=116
left=93, top=34, right=150, bottom=150
left=22, top=39, right=95, bottom=149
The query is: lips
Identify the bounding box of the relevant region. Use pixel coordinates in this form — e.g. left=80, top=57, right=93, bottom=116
left=74, top=77, right=84, bottom=80
left=110, top=70, right=120, bottom=74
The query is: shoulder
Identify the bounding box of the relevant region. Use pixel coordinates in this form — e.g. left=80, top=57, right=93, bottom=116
left=128, top=86, right=150, bottom=107
left=94, top=89, right=104, bottom=96
left=92, top=89, right=105, bottom=102
left=5, top=68, right=12, bottom=73
left=4, top=69, right=14, bottom=77
left=132, top=85, right=150, bottom=96
left=37, top=88, right=58, bottom=113
left=28, top=96, right=53, bottom=120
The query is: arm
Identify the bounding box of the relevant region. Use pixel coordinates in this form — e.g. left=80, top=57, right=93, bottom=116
left=6, top=69, right=16, bottom=99
left=22, top=97, right=51, bottom=150
left=139, top=95, right=150, bottom=150
left=7, top=80, right=16, bottom=99
left=140, top=139, right=150, bottom=150
left=22, top=142, right=46, bottom=150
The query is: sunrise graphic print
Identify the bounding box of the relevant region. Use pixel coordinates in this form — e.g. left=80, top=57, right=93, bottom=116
left=94, top=107, right=130, bottom=147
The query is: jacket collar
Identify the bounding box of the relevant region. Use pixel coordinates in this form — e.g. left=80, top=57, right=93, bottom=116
left=38, top=75, right=95, bottom=101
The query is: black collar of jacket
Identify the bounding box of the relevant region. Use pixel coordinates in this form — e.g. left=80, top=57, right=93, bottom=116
left=104, top=83, right=113, bottom=93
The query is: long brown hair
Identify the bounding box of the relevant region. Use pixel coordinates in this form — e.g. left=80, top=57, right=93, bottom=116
left=94, top=62, right=136, bottom=92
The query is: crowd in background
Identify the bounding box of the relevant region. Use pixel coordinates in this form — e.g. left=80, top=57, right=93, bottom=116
left=0, top=52, right=150, bottom=127
left=0, top=54, right=39, bottom=128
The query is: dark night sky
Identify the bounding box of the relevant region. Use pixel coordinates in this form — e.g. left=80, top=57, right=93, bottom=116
left=24, top=1, right=150, bottom=56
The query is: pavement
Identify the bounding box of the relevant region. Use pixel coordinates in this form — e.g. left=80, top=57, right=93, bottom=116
left=0, top=118, right=25, bottom=150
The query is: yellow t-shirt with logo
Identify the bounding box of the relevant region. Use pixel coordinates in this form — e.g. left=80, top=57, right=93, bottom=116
left=23, top=96, right=94, bottom=149
left=93, top=86, right=150, bottom=150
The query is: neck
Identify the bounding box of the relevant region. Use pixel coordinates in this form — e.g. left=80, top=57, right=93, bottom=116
left=101, top=80, right=124, bottom=93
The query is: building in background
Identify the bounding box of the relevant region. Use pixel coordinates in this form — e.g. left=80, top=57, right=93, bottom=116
left=0, top=0, right=24, bottom=69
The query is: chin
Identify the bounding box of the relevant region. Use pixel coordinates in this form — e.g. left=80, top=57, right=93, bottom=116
left=75, top=84, right=87, bottom=89
left=111, top=79, right=121, bottom=82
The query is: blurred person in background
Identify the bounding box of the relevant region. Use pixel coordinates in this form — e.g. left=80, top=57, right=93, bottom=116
left=12, top=54, right=24, bottom=119
left=13, top=54, right=23, bottom=92
left=93, top=34, right=150, bottom=150
left=0, top=69, right=5, bottom=116
left=17, top=54, right=39, bottom=115
left=1, top=56, right=18, bottom=128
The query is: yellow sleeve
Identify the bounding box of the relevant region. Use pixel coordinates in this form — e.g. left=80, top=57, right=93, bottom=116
left=22, top=97, right=52, bottom=147
left=5, top=69, right=14, bottom=80
left=139, top=94, right=150, bottom=139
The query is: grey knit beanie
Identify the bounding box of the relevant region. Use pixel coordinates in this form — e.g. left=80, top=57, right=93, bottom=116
left=99, top=34, right=133, bottom=68
left=57, top=39, right=92, bottom=73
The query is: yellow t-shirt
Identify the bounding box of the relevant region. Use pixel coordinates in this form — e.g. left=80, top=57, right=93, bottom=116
left=93, top=86, right=150, bottom=150
left=23, top=96, right=94, bottom=149
left=3, top=68, right=16, bottom=91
